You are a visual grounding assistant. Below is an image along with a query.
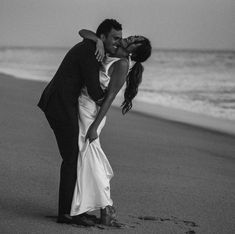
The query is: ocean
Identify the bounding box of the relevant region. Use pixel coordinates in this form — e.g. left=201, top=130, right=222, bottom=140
left=0, top=46, right=235, bottom=121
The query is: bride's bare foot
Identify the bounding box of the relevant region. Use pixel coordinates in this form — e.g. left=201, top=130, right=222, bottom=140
left=100, top=205, right=116, bottom=226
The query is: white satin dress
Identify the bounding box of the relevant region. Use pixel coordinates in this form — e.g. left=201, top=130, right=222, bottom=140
left=70, top=56, right=121, bottom=216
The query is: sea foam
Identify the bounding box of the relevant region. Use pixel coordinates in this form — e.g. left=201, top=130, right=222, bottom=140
left=1, top=47, right=235, bottom=121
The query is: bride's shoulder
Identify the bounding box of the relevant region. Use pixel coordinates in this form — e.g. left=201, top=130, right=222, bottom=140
left=106, top=57, right=129, bottom=77
left=113, top=58, right=128, bottom=67
left=112, top=58, right=129, bottom=74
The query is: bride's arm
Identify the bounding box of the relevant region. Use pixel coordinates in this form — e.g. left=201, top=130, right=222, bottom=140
left=85, top=59, right=129, bottom=143
left=79, top=29, right=98, bottom=42
left=79, top=29, right=104, bottom=61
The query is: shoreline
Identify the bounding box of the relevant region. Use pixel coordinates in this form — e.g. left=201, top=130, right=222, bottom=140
left=1, top=72, right=235, bottom=137
left=113, top=96, right=235, bottom=137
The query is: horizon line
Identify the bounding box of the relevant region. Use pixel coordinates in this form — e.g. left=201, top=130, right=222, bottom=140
left=0, top=45, right=234, bottom=53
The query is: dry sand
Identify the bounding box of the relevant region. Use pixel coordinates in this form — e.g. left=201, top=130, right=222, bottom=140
left=0, top=73, right=235, bottom=234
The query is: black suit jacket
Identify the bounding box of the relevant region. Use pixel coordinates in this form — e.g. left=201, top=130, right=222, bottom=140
left=38, top=39, right=104, bottom=122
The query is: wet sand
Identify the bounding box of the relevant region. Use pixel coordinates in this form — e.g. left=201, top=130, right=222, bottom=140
left=0, top=73, right=235, bottom=234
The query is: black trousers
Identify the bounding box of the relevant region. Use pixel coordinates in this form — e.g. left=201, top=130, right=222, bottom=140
left=46, top=114, right=79, bottom=216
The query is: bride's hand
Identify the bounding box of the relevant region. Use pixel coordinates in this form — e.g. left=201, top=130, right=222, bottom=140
left=95, top=38, right=105, bottom=62
left=85, top=124, right=98, bottom=143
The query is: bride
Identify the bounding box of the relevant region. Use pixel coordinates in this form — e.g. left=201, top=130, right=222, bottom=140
left=70, top=29, right=151, bottom=225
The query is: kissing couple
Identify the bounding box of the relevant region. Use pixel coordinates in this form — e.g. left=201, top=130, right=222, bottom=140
left=38, top=18, right=151, bottom=227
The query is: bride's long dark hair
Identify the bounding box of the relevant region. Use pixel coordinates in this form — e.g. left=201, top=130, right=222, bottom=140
left=121, top=38, right=152, bottom=114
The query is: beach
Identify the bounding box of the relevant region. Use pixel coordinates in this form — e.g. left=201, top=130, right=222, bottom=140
left=0, top=73, right=235, bottom=234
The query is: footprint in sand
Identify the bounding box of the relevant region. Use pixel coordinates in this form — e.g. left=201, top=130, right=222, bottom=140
left=131, top=215, right=199, bottom=233
left=186, top=231, right=196, bottom=234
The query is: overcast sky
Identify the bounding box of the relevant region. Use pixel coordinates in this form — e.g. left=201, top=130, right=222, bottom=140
left=1, top=0, right=235, bottom=50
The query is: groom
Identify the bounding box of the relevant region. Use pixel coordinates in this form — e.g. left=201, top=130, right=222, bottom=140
left=38, top=19, right=122, bottom=225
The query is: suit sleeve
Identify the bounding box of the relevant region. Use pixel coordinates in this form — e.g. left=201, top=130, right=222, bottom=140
left=80, top=39, right=104, bottom=101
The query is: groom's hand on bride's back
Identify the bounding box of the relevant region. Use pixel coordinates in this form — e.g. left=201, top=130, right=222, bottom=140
left=85, top=125, right=98, bottom=143
left=95, top=88, right=108, bottom=106
left=95, top=98, right=104, bottom=106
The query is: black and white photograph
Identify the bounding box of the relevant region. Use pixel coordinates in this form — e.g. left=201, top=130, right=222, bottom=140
left=0, top=0, right=235, bottom=233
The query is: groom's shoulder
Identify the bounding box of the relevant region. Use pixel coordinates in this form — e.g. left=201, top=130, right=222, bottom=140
left=65, top=39, right=96, bottom=60
left=72, top=39, right=96, bottom=52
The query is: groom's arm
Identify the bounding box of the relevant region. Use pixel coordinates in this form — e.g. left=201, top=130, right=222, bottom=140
left=80, top=39, right=105, bottom=102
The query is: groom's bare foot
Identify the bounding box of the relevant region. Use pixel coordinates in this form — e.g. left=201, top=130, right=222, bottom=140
left=73, top=214, right=95, bottom=226
left=57, top=214, right=73, bottom=224
left=57, top=214, right=95, bottom=226
left=81, top=213, right=99, bottom=223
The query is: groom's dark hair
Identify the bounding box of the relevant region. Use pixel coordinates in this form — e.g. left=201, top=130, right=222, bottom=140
left=96, top=19, right=122, bottom=37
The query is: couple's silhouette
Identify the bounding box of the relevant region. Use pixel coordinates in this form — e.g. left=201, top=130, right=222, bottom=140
left=38, top=18, right=151, bottom=226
